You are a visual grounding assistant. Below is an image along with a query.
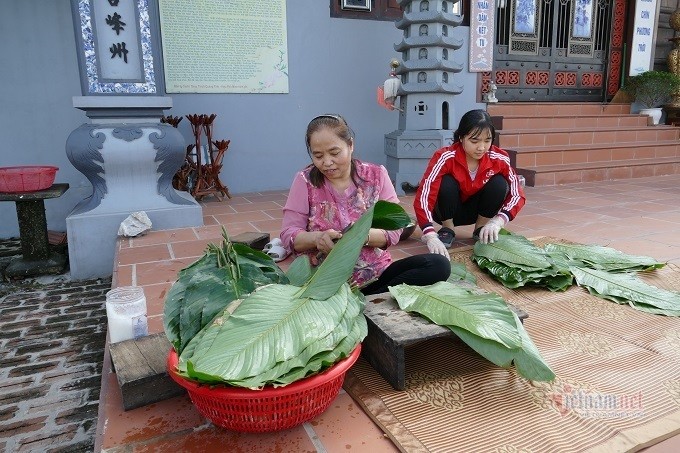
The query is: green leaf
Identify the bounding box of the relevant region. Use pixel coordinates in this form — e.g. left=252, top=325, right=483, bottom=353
left=371, top=200, right=413, bottom=230
left=570, top=266, right=680, bottom=316
left=545, top=243, right=665, bottom=272
left=448, top=262, right=477, bottom=284
left=285, top=255, right=314, bottom=287
left=449, top=326, right=515, bottom=368
left=473, top=255, right=572, bottom=291
left=389, top=281, right=554, bottom=382
left=390, top=282, right=523, bottom=349
left=164, top=253, right=218, bottom=352
left=227, top=288, right=365, bottom=388
left=274, top=313, right=367, bottom=386
left=177, top=267, right=252, bottom=353
left=299, top=204, right=375, bottom=300
left=473, top=235, right=553, bottom=271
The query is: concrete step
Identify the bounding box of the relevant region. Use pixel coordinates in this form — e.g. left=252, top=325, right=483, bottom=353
left=488, top=102, right=631, bottom=117
left=493, top=113, right=650, bottom=131
left=507, top=141, right=680, bottom=170
left=517, top=156, right=680, bottom=186
left=498, top=125, right=680, bottom=149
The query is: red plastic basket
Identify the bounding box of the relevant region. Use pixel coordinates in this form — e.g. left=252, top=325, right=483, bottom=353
left=0, top=166, right=58, bottom=193
left=167, top=344, right=361, bottom=432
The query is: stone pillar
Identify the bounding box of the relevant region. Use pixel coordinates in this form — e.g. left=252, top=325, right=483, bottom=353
left=67, top=1, right=202, bottom=279
left=66, top=97, right=202, bottom=280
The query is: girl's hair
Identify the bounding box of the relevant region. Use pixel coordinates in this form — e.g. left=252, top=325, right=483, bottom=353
left=305, top=114, right=364, bottom=188
left=453, top=109, right=496, bottom=143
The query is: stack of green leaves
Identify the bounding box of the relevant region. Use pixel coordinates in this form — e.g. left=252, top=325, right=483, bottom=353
left=164, top=236, right=289, bottom=354
left=473, top=234, right=680, bottom=317
left=389, top=282, right=555, bottom=382
left=472, top=233, right=573, bottom=291
left=165, top=201, right=413, bottom=389
left=543, top=243, right=665, bottom=272
left=568, top=267, right=680, bottom=316
left=544, top=242, right=677, bottom=316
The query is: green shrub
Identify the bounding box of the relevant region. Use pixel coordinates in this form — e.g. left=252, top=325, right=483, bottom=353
left=623, top=70, right=680, bottom=108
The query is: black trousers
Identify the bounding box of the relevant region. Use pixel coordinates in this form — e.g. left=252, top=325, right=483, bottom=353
left=361, top=253, right=451, bottom=295
left=433, top=174, right=508, bottom=226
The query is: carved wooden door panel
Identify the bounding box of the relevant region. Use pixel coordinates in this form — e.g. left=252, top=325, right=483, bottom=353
left=492, top=0, right=618, bottom=102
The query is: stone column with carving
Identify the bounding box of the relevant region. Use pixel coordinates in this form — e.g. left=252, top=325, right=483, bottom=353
left=66, top=0, right=202, bottom=280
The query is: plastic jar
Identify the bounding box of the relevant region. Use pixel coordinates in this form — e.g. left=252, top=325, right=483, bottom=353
left=105, top=286, right=148, bottom=343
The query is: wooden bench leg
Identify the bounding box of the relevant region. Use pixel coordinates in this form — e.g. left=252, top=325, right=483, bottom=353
left=362, top=317, right=406, bottom=390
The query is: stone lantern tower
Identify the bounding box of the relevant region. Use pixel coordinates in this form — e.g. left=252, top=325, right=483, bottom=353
left=385, top=0, right=464, bottom=194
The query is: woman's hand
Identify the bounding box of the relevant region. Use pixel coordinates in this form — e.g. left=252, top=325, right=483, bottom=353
left=314, top=229, right=343, bottom=255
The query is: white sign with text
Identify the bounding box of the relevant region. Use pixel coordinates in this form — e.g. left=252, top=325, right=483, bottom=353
left=629, top=0, right=659, bottom=76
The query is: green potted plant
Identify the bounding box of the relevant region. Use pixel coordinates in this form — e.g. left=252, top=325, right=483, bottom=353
left=623, top=70, right=680, bottom=124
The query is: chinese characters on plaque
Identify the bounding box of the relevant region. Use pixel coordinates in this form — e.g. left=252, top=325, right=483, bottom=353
left=469, top=0, right=495, bottom=72
left=91, top=0, right=144, bottom=82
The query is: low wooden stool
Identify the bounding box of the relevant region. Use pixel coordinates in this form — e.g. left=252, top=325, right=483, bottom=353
left=362, top=292, right=528, bottom=390
left=109, top=333, right=184, bottom=410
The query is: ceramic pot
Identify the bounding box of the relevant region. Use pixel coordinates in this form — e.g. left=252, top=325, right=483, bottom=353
left=640, top=107, right=663, bottom=125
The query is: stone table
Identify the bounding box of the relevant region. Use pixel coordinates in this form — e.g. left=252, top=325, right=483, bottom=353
left=0, top=183, right=68, bottom=277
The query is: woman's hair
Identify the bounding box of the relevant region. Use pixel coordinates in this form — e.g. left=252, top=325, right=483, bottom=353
left=304, top=114, right=364, bottom=188
left=453, top=109, right=496, bottom=143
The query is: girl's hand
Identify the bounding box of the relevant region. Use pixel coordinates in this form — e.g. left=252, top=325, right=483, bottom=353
left=478, top=216, right=505, bottom=244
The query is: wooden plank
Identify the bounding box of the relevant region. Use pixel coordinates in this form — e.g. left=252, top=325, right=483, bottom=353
left=109, top=333, right=185, bottom=411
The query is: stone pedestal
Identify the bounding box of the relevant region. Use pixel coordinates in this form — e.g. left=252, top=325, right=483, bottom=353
left=384, top=129, right=454, bottom=195
left=66, top=96, right=202, bottom=280
left=0, top=184, right=69, bottom=277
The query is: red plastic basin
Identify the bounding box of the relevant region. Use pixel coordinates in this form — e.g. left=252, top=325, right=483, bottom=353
left=0, top=166, right=58, bottom=193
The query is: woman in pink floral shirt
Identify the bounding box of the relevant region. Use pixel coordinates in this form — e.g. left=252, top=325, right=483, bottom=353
left=280, top=114, right=450, bottom=295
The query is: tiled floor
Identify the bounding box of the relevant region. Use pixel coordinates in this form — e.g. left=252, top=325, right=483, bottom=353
left=96, top=175, right=680, bottom=452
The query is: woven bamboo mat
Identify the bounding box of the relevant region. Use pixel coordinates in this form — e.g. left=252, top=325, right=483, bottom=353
left=345, top=239, right=680, bottom=453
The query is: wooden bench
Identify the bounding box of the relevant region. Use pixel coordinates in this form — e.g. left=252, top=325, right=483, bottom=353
left=362, top=292, right=528, bottom=391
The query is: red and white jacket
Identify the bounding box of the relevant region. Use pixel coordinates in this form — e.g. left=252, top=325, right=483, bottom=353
left=414, top=142, right=526, bottom=235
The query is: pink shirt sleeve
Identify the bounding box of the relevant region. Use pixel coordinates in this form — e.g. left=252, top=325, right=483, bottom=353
left=377, top=166, right=403, bottom=247
left=280, top=172, right=309, bottom=252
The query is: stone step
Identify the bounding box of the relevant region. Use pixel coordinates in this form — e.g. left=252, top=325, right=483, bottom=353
left=488, top=102, right=631, bottom=117
left=517, top=156, right=680, bottom=186
left=493, top=113, right=650, bottom=131
left=507, top=141, right=680, bottom=170
left=498, top=125, right=680, bottom=149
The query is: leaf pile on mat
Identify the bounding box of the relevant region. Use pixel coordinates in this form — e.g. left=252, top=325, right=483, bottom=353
left=389, top=281, right=555, bottom=382
left=165, top=201, right=412, bottom=388
left=472, top=233, right=573, bottom=291
left=543, top=243, right=665, bottom=272
left=473, top=234, right=679, bottom=316
left=569, top=267, right=680, bottom=316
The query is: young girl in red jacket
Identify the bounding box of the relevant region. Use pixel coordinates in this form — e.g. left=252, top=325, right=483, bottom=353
left=413, top=109, right=526, bottom=256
